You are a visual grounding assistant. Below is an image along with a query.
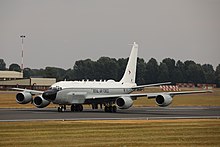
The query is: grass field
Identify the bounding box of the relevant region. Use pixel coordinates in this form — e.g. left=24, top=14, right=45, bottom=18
left=0, top=88, right=219, bottom=108
left=0, top=119, right=219, bottom=146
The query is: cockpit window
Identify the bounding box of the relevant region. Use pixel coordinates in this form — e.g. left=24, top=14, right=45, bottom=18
left=49, top=86, right=61, bottom=91
left=55, top=86, right=62, bottom=91
left=49, top=85, right=62, bottom=91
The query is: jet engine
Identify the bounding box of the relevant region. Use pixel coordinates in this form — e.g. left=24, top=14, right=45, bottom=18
left=16, top=92, right=32, bottom=104
left=33, top=95, right=50, bottom=108
left=155, top=94, right=173, bottom=107
left=116, top=96, right=133, bottom=109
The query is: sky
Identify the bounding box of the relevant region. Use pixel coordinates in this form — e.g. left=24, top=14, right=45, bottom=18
left=0, top=0, right=220, bottom=69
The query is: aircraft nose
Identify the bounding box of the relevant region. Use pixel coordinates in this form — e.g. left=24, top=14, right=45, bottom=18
left=42, top=89, right=58, bottom=101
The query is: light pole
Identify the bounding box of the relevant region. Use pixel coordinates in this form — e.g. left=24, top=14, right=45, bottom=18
left=20, top=35, right=25, bottom=73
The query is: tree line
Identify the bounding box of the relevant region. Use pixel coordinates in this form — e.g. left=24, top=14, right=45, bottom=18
left=0, top=58, right=220, bottom=87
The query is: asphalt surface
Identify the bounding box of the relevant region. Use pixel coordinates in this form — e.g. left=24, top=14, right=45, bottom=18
left=0, top=106, right=220, bottom=121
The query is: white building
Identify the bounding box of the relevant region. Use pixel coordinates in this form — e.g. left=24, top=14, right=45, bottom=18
left=0, top=71, right=56, bottom=90
left=0, top=71, right=23, bottom=80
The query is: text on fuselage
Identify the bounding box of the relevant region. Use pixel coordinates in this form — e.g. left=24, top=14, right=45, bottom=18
left=93, top=89, right=109, bottom=93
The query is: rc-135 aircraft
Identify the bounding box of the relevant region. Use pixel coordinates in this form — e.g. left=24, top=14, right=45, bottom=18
left=14, top=42, right=211, bottom=112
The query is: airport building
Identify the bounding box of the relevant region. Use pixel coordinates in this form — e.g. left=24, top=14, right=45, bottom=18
left=0, top=71, right=56, bottom=90
left=0, top=71, right=23, bottom=80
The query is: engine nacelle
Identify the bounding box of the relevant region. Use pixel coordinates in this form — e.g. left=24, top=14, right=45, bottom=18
left=116, top=96, right=133, bottom=109
left=33, top=95, right=50, bottom=108
left=155, top=94, right=173, bottom=107
left=16, top=92, right=33, bottom=104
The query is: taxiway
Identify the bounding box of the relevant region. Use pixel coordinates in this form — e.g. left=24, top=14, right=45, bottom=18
left=0, top=106, right=219, bottom=121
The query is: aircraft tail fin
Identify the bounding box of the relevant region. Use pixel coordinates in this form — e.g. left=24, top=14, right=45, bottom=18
left=120, top=42, right=138, bottom=84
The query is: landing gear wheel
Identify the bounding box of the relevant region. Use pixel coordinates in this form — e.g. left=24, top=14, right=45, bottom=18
left=71, top=104, right=83, bottom=112
left=75, top=104, right=83, bottom=112
left=104, top=106, right=109, bottom=112
left=104, top=105, right=117, bottom=113
left=58, top=106, right=63, bottom=112
left=112, top=106, right=117, bottom=113
left=58, top=107, right=61, bottom=112
left=71, top=105, right=75, bottom=112
left=92, top=104, right=98, bottom=109
left=58, top=106, right=66, bottom=112
left=109, top=106, right=113, bottom=112
left=79, top=104, right=83, bottom=112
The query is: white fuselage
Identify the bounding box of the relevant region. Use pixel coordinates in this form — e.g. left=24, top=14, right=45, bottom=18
left=51, top=80, right=136, bottom=104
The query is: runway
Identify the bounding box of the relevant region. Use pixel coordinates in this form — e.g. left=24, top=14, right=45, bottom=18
left=0, top=106, right=220, bottom=121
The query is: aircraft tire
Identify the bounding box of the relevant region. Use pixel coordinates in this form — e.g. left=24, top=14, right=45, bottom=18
left=77, top=104, right=83, bottom=112
left=58, top=106, right=63, bottom=112
left=104, top=106, right=117, bottom=113
left=71, top=105, right=75, bottom=112
left=58, top=106, right=66, bottom=112
left=71, top=104, right=83, bottom=112
left=109, top=106, right=113, bottom=112
left=92, top=104, right=98, bottom=109
left=61, top=106, right=65, bottom=112
left=112, top=106, right=117, bottom=113
left=58, top=107, right=61, bottom=112
left=104, top=106, right=108, bottom=112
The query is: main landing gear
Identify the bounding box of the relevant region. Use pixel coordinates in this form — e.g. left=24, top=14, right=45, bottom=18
left=57, top=104, right=83, bottom=112
left=91, top=103, right=117, bottom=113
left=104, top=105, right=117, bottom=113
left=71, top=104, right=83, bottom=112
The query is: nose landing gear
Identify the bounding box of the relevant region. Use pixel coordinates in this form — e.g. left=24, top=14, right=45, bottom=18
left=58, top=105, right=66, bottom=112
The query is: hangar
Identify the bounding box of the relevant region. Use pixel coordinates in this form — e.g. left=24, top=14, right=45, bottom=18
left=0, top=71, right=56, bottom=90
left=0, top=71, right=23, bottom=80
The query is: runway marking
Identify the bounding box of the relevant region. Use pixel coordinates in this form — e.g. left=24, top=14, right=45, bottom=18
left=33, top=112, right=57, bottom=114
left=139, top=106, right=220, bottom=109
left=145, top=109, right=206, bottom=112
left=163, top=107, right=209, bottom=110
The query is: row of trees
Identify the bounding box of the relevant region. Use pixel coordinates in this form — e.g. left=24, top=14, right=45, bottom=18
left=1, top=58, right=220, bottom=87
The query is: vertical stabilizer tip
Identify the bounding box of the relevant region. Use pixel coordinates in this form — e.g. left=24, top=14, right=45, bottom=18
left=133, top=42, right=138, bottom=47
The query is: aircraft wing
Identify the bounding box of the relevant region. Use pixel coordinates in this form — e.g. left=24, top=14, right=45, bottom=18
left=86, top=90, right=212, bottom=100
left=11, top=88, right=44, bottom=95
left=145, top=90, right=213, bottom=98
left=133, top=82, right=171, bottom=89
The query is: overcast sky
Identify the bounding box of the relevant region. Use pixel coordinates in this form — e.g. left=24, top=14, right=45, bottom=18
left=1, top=0, right=220, bottom=69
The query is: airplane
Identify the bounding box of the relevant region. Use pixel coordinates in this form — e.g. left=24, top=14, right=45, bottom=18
left=13, top=42, right=212, bottom=113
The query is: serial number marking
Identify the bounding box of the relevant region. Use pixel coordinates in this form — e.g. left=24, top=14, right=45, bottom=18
left=93, top=89, right=109, bottom=93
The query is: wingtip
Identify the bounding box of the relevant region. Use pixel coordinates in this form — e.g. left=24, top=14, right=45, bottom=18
left=207, top=90, right=214, bottom=93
